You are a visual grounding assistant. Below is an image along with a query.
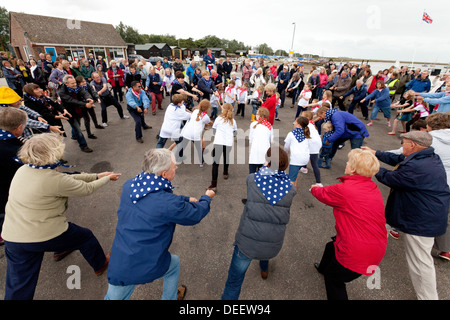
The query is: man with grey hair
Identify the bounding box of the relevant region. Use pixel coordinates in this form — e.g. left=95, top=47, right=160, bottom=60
left=0, top=107, right=27, bottom=242
left=106, top=148, right=215, bottom=300
left=340, top=79, right=369, bottom=119
left=58, top=75, right=95, bottom=152
left=363, top=131, right=450, bottom=300
left=331, top=70, right=352, bottom=111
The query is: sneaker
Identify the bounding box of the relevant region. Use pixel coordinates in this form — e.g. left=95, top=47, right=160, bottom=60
left=389, top=229, right=399, bottom=239
left=438, top=252, right=450, bottom=261
left=387, top=121, right=391, bottom=127
left=122, top=115, right=130, bottom=119
left=275, top=118, right=280, bottom=121
left=315, top=183, right=324, bottom=187
left=88, top=134, right=97, bottom=139
left=300, top=167, right=308, bottom=174
left=95, top=125, right=105, bottom=129
left=102, top=123, right=108, bottom=127
left=199, top=162, right=204, bottom=168
left=367, top=122, right=373, bottom=126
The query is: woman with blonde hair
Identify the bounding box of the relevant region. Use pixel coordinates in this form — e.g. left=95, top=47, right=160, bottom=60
left=207, top=103, right=238, bottom=192
left=1, top=133, right=121, bottom=300
left=311, top=148, right=387, bottom=300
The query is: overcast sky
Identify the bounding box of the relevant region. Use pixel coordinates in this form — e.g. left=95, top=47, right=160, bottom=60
left=5, top=0, right=449, bottom=63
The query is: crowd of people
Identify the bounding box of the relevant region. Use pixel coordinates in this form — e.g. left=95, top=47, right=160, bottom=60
left=0, top=48, right=449, bottom=301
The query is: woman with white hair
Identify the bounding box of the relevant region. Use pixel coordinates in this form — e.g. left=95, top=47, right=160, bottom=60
left=105, top=148, right=215, bottom=300
left=1, top=133, right=121, bottom=300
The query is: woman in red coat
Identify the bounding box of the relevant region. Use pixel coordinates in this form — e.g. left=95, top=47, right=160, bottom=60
left=261, top=83, right=277, bottom=125
left=107, top=60, right=125, bottom=103
left=310, top=148, right=387, bottom=300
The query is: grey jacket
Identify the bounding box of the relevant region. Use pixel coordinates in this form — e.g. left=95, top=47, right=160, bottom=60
left=234, top=173, right=297, bottom=260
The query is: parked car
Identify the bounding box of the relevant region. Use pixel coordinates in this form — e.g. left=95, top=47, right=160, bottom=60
left=147, top=56, right=164, bottom=65
left=128, top=54, right=147, bottom=62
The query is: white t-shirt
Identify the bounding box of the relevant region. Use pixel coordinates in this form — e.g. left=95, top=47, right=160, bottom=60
left=249, top=121, right=273, bottom=164
left=414, top=103, right=429, bottom=118
left=159, top=103, right=192, bottom=139
left=181, top=109, right=211, bottom=141
left=298, top=90, right=312, bottom=107
left=284, top=132, right=310, bottom=166
left=224, top=86, right=237, bottom=104
left=237, top=88, right=248, bottom=104
left=307, top=123, right=322, bottom=154
left=212, top=116, right=237, bottom=147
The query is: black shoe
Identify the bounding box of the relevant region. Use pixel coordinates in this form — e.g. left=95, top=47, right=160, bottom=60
left=314, top=263, right=322, bottom=274
left=275, top=118, right=280, bottom=121
left=88, top=134, right=97, bottom=139
left=137, top=138, right=144, bottom=143
left=241, top=199, right=247, bottom=205
left=143, top=125, right=152, bottom=130
left=95, top=125, right=105, bottom=129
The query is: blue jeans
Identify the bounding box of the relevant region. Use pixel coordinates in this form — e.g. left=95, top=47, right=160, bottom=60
left=69, top=117, right=88, bottom=150
left=105, top=254, right=180, bottom=300
left=156, top=136, right=183, bottom=149
left=370, top=104, right=391, bottom=120
left=329, top=136, right=364, bottom=160
left=288, top=164, right=302, bottom=182
left=222, top=245, right=269, bottom=300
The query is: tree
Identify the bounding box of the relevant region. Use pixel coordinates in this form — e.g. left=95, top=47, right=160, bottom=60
left=257, top=43, right=274, bottom=55
left=115, top=22, right=143, bottom=44
left=0, top=6, right=9, bottom=52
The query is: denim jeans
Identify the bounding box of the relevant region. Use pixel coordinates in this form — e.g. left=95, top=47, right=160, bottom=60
left=222, top=245, right=269, bottom=300
left=69, top=117, right=88, bottom=150
left=104, top=254, right=180, bottom=300
left=156, top=136, right=183, bottom=149
left=329, top=136, right=364, bottom=160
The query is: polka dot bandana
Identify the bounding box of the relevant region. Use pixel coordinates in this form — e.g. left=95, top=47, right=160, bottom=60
left=254, top=166, right=292, bottom=205
left=292, top=128, right=306, bottom=143
left=14, top=157, right=74, bottom=170
left=0, top=129, right=15, bottom=140
left=130, top=171, right=174, bottom=204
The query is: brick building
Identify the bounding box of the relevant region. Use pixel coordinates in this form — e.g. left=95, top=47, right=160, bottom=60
left=9, top=11, right=127, bottom=66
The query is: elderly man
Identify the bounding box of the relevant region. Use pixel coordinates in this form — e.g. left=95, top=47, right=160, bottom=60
left=58, top=75, right=95, bottom=152
left=331, top=70, right=352, bottom=111
left=145, top=66, right=164, bottom=115
left=363, top=131, right=450, bottom=300
left=406, top=70, right=431, bottom=93
left=0, top=107, right=27, bottom=243
left=90, top=72, right=128, bottom=127
left=340, top=80, right=369, bottom=119
left=210, top=69, right=224, bottom=88
left=105, top=148, right=215, bottom=300
left=126, top=80, right=151, bottom=143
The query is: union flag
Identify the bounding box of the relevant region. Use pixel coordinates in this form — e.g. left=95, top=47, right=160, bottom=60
left=422, top=12, right=433, bottom=24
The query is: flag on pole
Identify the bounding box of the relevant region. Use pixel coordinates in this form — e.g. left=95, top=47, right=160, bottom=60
left=422, top=11, right=433, bottom=24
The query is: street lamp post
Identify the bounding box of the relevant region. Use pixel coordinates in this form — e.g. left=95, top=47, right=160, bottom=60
left=291, top=22, right=296, bottom=53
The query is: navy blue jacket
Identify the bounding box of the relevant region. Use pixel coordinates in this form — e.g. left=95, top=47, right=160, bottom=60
left=107, top=178, right=212, bottom=286
left=327, top=110, right=369, bottom=144
left=342, top=84, right=367, bottom=102
left=375, top=148, right=450, bottom=237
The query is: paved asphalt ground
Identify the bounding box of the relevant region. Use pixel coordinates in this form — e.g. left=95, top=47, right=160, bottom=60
left=0, top=78, right=448, bottom=301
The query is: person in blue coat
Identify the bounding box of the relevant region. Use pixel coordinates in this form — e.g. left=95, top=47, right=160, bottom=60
left=316, top=106, right=369, bottom=167
left=361, top=80, right=391, bottom=127
left=416, top=82, right=450, bottom=113
left=405, top=70, right=431, bottom=93
left=203, top=48, right=216, bottom=72
left=126, top=81, right=151, bottom=143
left=105, top=148, right=215, bottom=300
left=362, top=130, right=450, bottom=300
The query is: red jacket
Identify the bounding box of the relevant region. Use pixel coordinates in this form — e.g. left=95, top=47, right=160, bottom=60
left=261, top=94, right=277, bottom=125
left=311, top=175, right=387, bottom=275
left=107, top=67, right=124, bottom=88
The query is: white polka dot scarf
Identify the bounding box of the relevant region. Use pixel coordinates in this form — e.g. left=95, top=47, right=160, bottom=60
left=130, top=171, right=174, bottom=204
left=254, top=166, right=292, bottom=205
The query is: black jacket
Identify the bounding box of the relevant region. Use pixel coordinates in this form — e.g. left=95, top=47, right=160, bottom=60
left=0, top=137, right=23, bottom=213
